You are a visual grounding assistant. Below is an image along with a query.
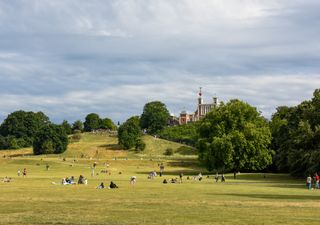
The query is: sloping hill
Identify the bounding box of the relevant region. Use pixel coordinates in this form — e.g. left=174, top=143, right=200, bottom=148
left=0, top=133, right=197, bottom=159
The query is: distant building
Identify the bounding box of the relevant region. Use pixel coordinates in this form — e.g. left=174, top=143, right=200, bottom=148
left=179, top=88, right=219, bottom=125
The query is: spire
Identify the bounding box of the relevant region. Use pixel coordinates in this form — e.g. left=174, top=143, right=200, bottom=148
left=198, top=87, right=203, bottom=105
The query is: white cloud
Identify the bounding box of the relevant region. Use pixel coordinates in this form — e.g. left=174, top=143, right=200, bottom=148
left=0, top=0, right=319, bottom=123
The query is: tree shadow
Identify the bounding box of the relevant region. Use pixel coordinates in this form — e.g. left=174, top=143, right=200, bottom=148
left=211, top=192, right=320, bottom=200
left=175, top=146, right=197, bottom=155
left=4, top=153, right=34, bottom=158
left=136, top=169, right=203, bottom=176
left=99, top=144, right=123, bottom=151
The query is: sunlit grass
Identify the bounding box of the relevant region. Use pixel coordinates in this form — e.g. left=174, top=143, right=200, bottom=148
left=0, top=133, right=319, bottom=225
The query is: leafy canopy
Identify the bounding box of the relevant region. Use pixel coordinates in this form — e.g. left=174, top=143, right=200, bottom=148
left=198, top=99, right=273, bottom=173
left=118, top=116, right=142, bottom=150
left=270, top=89, right=320, bottom=176
left=140, top=101, right=170, bottom=134
left=33, top=124, right=69, bottom=155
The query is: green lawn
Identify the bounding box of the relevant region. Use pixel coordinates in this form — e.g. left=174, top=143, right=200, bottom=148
left=0, top=133, right=319, bottom=225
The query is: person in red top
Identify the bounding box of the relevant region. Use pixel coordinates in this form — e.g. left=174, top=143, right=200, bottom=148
left=315, top=173, right=319, bottom=189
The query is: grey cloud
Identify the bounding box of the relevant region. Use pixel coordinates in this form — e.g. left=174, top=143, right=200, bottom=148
left=0, top=0, right=319, bottom=123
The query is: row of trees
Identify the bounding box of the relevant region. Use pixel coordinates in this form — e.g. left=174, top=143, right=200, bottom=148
left=0, top=111, right=116, bottom=155
left=118, top=101, right=170, bottom=150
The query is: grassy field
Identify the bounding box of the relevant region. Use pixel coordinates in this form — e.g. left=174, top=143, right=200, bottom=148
left=0, top=133, right=319, bottom=225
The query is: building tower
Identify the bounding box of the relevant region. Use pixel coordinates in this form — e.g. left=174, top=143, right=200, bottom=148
left=198, top=87, right=203, bottom=117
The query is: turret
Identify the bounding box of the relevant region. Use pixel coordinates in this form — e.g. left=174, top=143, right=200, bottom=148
left=198, top=87, right=203, bottom=105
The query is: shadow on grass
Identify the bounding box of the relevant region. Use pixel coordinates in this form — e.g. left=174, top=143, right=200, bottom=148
left=99, top=144, right=123, bottom=151
left=166, top=160, right=200, bottom=168
left=213, top=192, right=319, bottom=200
left=5, top=153, right=34, bottom=158
left=136, top=169, right=203, bottom=176
left=175, top=146, right=197, bottom=155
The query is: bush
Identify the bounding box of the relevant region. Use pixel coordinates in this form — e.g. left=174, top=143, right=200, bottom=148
left=70, top=130, right=82, bottom=142
left=164, top=148, right=174, bottom=156
left=135, top=138, right=146, bottom=151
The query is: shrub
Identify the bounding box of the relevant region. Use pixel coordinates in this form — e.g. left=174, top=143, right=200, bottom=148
left=135, top=138, right=146, bottom=151
left=164, top=148, right=174, bottom=156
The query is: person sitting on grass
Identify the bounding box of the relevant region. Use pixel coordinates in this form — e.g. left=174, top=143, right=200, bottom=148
left=97, top=182, right=105, bottom=189
left=61, top=178, right=68, bottom=185
left=69, top=176, right=76, bottom=184
left=109, top=181, right=118, bottom=189
left=78, top=175, right=87, bottom=184
left=130, top=176, right=137, bottom=185
left=2, top=176, right=12, bottom=183
left=163, top=179, right=168, bottom=184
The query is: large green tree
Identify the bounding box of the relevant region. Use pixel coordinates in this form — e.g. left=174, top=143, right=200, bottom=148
left=84, top=113, right=101, bottom=132
left=72, top=120, right=84, bottom=133
left=0, top=110, right=50, bottom=149
left=271, top=89, right=320, bottom=176
left=198, top=99, right=273, bottom=178
left=33, top=124, right=68, bottom=155
left=100, top=118, right=117, bottom=130
left=118, top=116, right=142, bottom=150
left=61, top=120, right=72, bottom=135
left=140, top=101, right=170, bottom=134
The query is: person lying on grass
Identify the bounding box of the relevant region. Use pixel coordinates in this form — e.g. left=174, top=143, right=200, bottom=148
left=109, top=181, right=118, bottom=189
left=97, top=182, right=105, bottom=189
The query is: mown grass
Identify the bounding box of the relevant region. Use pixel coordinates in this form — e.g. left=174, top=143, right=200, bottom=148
left=0, top=133, right=319, bottom=225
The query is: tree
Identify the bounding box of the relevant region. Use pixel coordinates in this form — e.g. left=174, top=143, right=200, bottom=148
left=270, top=89, right=320, bottom=177
left=140, top=101, right=170, bottom=134
left=33, top=124, right=68, bottom=155
left=118, top=116, right=141, bottom=150
left=159, top=122, right=199, bottom=146
left=61, top=120, right=72, bottom=135
left=84, top=113, right=101, bottom=132
left=0, top=110, right=50, bottom=148
left=100, top=118, right=117, bottom=130
left=72, top=120, right=84, bottom=133
left=198, top=99, right=273, bottom=178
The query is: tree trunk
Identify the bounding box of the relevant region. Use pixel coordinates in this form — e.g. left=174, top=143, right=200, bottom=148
left=234, top=170, right=236, bottom=179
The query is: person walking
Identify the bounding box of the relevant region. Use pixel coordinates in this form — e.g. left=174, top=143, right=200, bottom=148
left=23, top=168, right=27, bottom=177
left=179, top=173, right=184, bottom=183
left=307, top=175, right=312, bottom=189
left=315, top=173, right=319, bottom=189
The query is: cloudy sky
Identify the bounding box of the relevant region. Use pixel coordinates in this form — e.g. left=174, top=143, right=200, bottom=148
left=0, top=0, right=320, bottom=124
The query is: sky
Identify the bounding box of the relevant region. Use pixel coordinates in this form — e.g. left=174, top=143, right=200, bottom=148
left=0, top=0, right=320, bottom=124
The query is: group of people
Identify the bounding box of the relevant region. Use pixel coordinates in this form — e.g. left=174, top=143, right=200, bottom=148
left=214, top=173, right=226, bottom=182
left=61, top=176, right=77, bottom=185
left=96, top=181, right=119, bottom=189
left=306, top=173, right=319, bottom=189
left=17, top=168, right=27, bottom=177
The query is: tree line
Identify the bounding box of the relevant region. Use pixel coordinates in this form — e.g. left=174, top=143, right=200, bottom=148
left=0, top=111, right=116, bottom=155
left=2, top=89, right=320, bottom=177
left=119, top=89, right=320, bottom=177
